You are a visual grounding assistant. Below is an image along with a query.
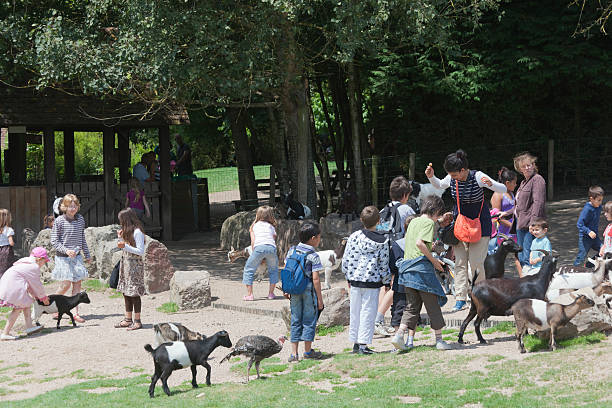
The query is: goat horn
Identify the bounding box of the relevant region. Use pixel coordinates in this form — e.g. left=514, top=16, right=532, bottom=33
left=533, top=249, right=550, bottom=256
left=498, top=233, right=509, bottom=240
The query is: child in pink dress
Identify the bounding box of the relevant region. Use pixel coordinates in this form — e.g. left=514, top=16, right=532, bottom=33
left=0, top=247, right=50, bottom=340
left=599, top=201, right=612, bottom=257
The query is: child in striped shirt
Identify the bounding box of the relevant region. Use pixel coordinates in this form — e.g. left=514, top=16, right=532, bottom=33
left=51, top=194, right=92, bottom=322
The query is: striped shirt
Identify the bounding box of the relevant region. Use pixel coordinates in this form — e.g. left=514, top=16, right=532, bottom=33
left=51, top=214, right=91, bottom=258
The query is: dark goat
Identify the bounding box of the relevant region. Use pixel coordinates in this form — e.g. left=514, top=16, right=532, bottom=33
left=32, top=291, right=91, bottom=329
left=457, top=254, right=557, bottom=344
left=484, top=237, right=522, bottom=279
left=144, top=330, right=232, bottom=397
left=281, top=191, right=310, bottom=220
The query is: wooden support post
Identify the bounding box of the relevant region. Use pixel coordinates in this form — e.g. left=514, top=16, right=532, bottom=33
left=548, top=139, right=554, bottom=201
left=269, top=166, right=276, bottom=206
left=103, top=128, right=116, bottom=225
left=159, top=126, right=173, bottom=241
left=64, top=129, right=75, bottom=182
left=409, top=153, right=415, bottom=181
left=371, top=155, right=379, bottom=207
left=8, top=126, right=26, bottom=185
left=117, top=128, right=131, bottom=184
left=43, top=127, right=57, bottom=209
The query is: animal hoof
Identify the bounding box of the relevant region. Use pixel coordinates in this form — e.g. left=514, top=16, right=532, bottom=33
left=520, top=349, right=526, bottom=354
left=457, top=339, right=464, bottom=344
left=479, top=340, right=487, bottom=344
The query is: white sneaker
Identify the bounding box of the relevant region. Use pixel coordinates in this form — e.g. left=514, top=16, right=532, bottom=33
left=391, top=333, right=407, bottom=351
left=0, top=334, right=17, bottom=341
left=374, top=321, right=391, bottom=337
left=436, top=340, right=452, bottom=350
left=26, top=325, right=43, bottom=335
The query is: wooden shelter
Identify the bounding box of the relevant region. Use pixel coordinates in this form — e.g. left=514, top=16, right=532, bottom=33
left=0, top=84, right=189, bottom=242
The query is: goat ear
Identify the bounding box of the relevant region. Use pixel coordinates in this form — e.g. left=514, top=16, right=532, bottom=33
left=588, top=257, right=598, bottom=268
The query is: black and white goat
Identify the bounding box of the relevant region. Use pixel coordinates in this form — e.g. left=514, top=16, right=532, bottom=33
left=280, top=191, right=311, bottom=220
left=483, top=237, right=522, bottom=279
left=32, top=291, right=91, bottom=330
left=512, top=294, right=595, bottom=353
left=408, top=181, right=445, bottom=213
left=154, top=323, right=204, bottom=346
left=144, top=330, right=232, bottom=397
left=546, top=257, right=612, bottom=301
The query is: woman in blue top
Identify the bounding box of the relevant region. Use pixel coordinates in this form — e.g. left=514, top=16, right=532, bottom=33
left=426, top=150, right=507, bottom=311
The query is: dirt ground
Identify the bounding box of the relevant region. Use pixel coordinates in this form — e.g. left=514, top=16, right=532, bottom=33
left=1, top=194, right=611, bottom=401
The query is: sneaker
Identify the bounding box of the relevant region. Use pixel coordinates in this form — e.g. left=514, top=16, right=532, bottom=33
left=73, top=315, right=86, bottom=323
left=0, top=334, right=17, bottom=341
left=243, top=294, right=254, bottom=301
left=267, top=294, right=277, bottom=300
left=385, top=326, right=397, bottom=335
left=303, top=350, right=323, bottom=359
left=451, top=301, right=467, bottom=312
left=391, top=333, right=407, bottom=351
left=25, top=326, right=44, bottom=335
left=288, top=354, right=299, bottom=363
left=357, top=346, right=375, bottom=355
left=404, top=342, right=414, bottom=350
left=436, top=340, right=452, bottom=350
left=352, top=343, right=360, bottom=354
left=374, top=321, right=391, bottom=337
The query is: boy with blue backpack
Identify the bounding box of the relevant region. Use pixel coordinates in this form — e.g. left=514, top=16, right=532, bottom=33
left=282, top=222, right=324, bottom=362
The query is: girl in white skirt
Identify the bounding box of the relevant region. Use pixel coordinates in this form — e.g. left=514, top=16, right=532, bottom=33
left=51, top=194, right=92, bottom=322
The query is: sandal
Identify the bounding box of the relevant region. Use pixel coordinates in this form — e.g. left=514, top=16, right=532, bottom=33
left=127, top=320, right=142, bottom=331
left=243, top=294, right=254, bottom=301
left=73, top=315, right=86, bottom=323
left=114, top=318, right=132, bottom=328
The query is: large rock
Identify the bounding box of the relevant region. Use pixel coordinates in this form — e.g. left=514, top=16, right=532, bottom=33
left=170, top=270, right=211, bottom=310
left=319, top=214, right=362, bottom=253
left=20, top=228, right=37, bottom=257
left=281, top=287, right=350, bottom=330
left=30, top=225, right=174, bottom=291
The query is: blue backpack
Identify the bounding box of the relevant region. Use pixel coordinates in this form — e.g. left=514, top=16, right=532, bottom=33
left=281, top=248, right=313, bottom=295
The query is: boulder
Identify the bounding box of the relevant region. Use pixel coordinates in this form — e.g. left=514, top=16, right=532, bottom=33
left=281, top=287, right=350, bottom=330
left=31, top=229, right=55, bottom=282
left=84, top=224, right=122, bottom=279
left=319, top=214, right=362, bottom=253
left=144, top=237, right=175, bottom=294
left=20, top=228, right=37, bottom=257
left=170, top=270, right=211, bottom=310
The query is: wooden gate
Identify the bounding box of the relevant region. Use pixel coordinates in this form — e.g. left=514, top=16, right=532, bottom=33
left=0, top=186, right=47, bottom=247
left=55, top=182, right=161, bottom=237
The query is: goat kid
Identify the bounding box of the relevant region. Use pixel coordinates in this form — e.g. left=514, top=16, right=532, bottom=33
left=483, top=237, right=522, bottom=279
left=546, top=257, right=612, bottom=301
left=154, top=323, right=204, bottom=346
left=280, top=191, right=311, bottom=220
left=144, top=330, right=232, bottom=397
left=457, top=254, right=557, bottom=344
left=512, top=294, right=595, bottom=353
left=32, top=291, right=91, bottom=330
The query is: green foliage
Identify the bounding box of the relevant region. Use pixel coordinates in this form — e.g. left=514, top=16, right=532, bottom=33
left=156, top=302, right=178, bottom=314
left=315, top=325, right=344, bottom=337
left=523, top=332, right=606, bottom=353
left=482, top=321, right=515, bottom=335
left=82, top=279, right=109, bottom=292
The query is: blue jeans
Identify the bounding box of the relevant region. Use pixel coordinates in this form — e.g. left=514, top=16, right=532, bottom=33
left=574, top=235, right=602, bottom=266
left=517, top=228, right=534, bottom=266
left=487, top=237, right=498, bottom=255
left=290, top=282, right=318, bottom=342
left=242, top=244, right=279, bottom=285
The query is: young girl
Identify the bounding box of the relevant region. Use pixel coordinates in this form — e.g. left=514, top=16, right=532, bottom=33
left=391, top=195, right=451, bottom=351
left=599, top=201, right=612, bottom=257
left=115, top=209, right=146, bottom=331
left=0, top=247, right=50, bottom=340
left=243, top=205, right=279, bottom=301
left=125, top=177, right=151, bottom=220
left=51, top=194, right=92, bottom=322
left=43, top=214, right=55, bottom=230
left=0, top=209, right=16, bottom=277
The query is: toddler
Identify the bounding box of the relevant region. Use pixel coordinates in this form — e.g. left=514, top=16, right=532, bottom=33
left=342, top=205, right=390, bottom=355
left=522, top=218, right=551, bottom=276
left=285, top=222, right=324, bottom=362
left=125, top=177, right=151, bottom=220
left=599, top=201, right=612, bottom=257
left=0, top=247, right=50, bottom=340
left=0, top=209, right=15, bottom=277
left=574, top=186, right=604, bottom=266
left=242, top=205, right=279, bottom=301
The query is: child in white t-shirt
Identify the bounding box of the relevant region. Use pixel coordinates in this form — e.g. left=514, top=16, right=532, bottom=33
left=0, top=209, right=16, bottom=277
left=242, top=206, right=279, bottom=301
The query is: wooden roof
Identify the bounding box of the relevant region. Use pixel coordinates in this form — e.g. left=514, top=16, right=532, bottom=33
left=0, top=84, right=189, bottom=128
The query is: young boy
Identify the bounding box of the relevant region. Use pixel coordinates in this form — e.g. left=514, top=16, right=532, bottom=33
left=522, top=218, right=552, bottom=276
left=285, top=222, right=325, bottom=362
left=574, top=186, right=604, bottom=266
left=599, top=201, right=612, bottom=257
left=342, top=206, right=391, bottom=354
left=391, top=195, right=451, bottom=351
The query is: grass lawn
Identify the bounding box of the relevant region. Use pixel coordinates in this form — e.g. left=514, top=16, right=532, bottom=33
left=194, top=162, right=340, bottom=193
left=5, top=333, right=611, bottom=407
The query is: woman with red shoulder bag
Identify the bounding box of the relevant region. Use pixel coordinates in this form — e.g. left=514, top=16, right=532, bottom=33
left=425, top=149, right=507, bottom=311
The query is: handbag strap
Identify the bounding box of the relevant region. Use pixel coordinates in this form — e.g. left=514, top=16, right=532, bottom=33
left=455, top=179, right=484, bottom=217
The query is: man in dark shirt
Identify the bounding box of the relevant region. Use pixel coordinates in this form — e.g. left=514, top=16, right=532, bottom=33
left=174, top=133, right=193, bottom=176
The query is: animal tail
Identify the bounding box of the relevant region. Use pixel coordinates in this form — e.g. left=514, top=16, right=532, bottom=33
left=470, top=270, right=479, bottom=290
left=219, top=350, right=235, bottom=364
left=144, top=344, right=155, bottom=353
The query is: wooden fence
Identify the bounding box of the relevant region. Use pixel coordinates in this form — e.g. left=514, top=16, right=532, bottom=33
left=0, top=186, right=47, bottom=247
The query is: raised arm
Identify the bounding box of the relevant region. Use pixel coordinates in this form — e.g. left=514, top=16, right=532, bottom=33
left=475, top=171, right=507, bottom=193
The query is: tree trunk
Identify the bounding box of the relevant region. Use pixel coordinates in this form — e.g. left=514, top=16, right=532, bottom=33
left=227, top=108, right=257, bottom=201
left=267, top=107, right=290, bottom=194
left=346, top=61, right=365, bottom=208
left=308, top=84, right=333, bottom=215
left=329, top=74, right=348, bottom=193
